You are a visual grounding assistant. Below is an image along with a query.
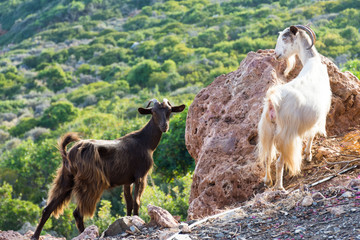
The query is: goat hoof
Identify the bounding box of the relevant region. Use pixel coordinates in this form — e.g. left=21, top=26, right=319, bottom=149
left=263, top=177, right=273, bottom=187
left=304, top=153, right=312, bottom=162
left=273, top=186, right=286, bottom=192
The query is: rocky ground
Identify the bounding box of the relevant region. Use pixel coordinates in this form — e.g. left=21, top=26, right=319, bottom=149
left=111, top=176, right=360, bottom=240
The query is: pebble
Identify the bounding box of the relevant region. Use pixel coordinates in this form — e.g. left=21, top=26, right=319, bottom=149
left=341, top=191, right=353, bottom=198
left=301, top=195, right=314, bottom=207
left=294, top=226, right=306, bottom=234
left=214, top=233, right=225, bottom=238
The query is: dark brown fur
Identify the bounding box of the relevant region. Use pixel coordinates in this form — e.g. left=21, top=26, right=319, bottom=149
left=31, top=100, right=185, bottom=240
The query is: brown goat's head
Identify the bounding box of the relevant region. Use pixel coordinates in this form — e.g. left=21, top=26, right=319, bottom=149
left=138, top=99, right=185, bottom=132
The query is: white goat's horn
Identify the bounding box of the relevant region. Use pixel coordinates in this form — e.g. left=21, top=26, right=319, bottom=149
left=146, top=99, right=158, bottom=108
left=163, top=98, right=172, bottom=107
left=295, top=25, right=316, bottom=50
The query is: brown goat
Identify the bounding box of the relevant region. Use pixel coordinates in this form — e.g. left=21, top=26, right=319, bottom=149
left=31, top=99, right=185, bottom=240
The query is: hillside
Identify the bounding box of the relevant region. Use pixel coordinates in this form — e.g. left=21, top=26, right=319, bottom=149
left=0, top=0, right=360, bottom=238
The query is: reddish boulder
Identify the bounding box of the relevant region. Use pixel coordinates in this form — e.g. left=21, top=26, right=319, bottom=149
left=185, top=49, right=360, bottom=219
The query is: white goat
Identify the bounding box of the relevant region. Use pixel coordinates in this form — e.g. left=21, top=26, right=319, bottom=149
left=257, top=25, right=332, bottom=191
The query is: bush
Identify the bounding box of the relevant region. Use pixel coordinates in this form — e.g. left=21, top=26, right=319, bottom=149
left=9, top=117, right=38, bottom=137
left=38, top=65, right=72, bottom=92
left=0, top=182, right=40, bottom=231
left=154, top=105, right=194, bottom=181
left=39, top=101, right=78, bottom=129
left=127, top=60, right=161, bottom=87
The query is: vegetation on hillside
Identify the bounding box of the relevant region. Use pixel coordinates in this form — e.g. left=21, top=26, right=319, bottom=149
left=0, top=0, right=359, bottom=238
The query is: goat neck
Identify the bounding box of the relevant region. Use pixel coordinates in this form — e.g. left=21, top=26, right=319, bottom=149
left=138, top=117, right=163, bottom=151
left=298, top=39, right=320, bottom=65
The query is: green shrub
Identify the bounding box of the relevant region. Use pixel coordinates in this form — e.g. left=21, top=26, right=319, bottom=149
left=0, top=182, right=40, bottom=231
left=127, top=60, right=161, bottom=87
left=9, top=117, right=38, bottom=137
left=38, top=65, right=72, bottom=92
left=39, top=101, right=78, bottom=129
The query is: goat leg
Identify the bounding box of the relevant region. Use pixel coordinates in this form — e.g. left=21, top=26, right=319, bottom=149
left=124, top=184, right=133, bottom=216
left=31, top=193, right=70, bottom=240
left=133, top=176, right=147, bottom=215
left=73, top=207, right=85, bottom=233
left=304, top=135, right=314, bottom=162
left=274, top=155, right=286, bottom=191
left=264, top=154, right=273, bottom=187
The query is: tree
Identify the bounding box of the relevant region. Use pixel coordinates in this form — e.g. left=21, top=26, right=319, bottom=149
left=153, top=105, right=194, bottom=181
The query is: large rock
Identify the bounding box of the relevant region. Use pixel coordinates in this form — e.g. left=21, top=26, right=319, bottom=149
left=185, top=49, right=360, bottom=219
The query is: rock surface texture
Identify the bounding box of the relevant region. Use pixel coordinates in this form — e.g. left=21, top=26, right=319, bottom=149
left=185, top=49, right=360, bottom=219
left=147, top=204, right=179, bottom=228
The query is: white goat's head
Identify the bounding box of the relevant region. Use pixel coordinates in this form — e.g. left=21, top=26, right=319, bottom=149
left=275, top=25, right=316, bottom=60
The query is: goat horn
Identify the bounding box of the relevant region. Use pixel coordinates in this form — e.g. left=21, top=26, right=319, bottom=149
left=146, top=99, right=159, bottom=108
left=295, top=25, right=316, bottom=50
left=163, top=98, right=172, bottom=107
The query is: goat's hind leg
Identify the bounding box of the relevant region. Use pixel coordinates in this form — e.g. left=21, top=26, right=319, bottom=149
left=124, top=184, right=133, bottom=216
left=31, top=189, right=72, bottom=240
left=273, top=154, right=286, bottom=191
left=73, top=207, right=85, bottom=233
left=304, top=135, right=314, bottom=162
left=264, top=153, right=273, bottom=187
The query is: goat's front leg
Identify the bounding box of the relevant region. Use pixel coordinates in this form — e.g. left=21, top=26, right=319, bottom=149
left=273, top=154, right=285, bottom=191
left=264, top=153, right=273, bottom=187
left=133, top=175, right=147, bottom=216
left=124, top=184, right=133, bottom=216
left=304, top=135, right=314, bottom=162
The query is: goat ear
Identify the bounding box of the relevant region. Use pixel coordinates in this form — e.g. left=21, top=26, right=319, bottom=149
left=171, top=104, right=185, bottom=113
left=290, top=26, right=298, bottom=35
left=138, top=107, right=152, bottom=115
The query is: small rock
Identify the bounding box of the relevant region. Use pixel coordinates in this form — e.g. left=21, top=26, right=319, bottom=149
left=341, top=191, right=353, bottom=198
left=179, top=223, right=191, bottom=233
left=328, top=206, right=345, bottom=216
left=351, top=208, right=357, bottom=212
left=148, top=204, right=179, bottom=228
left=72, top=225, right=98, bottom=240
left=215, top=232, right=225, bottom=238
left=294, top=226, right=306, bottom=234
left=301, top=195, right=313, bottom=207
left=101, top=216, right=145, bottom=237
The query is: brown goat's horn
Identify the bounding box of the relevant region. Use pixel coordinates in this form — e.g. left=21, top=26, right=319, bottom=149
left=295, top=25, right=316, bottom=50
left=163, top=98, right=172, bottom=107
left=146, top=99, right=159, bottom=108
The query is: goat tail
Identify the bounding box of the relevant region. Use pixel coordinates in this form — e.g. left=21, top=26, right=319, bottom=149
left=257, top=96, right=277, bottom=168
left=58, top=132, right=81, bottom=161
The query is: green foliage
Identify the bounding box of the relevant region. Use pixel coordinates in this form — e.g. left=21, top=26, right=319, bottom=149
left=0, top=182, right=40, bottom=231
left=342, top=59, right=360, bottom=79
left=38, top=64, right=72, bottom=92
left=86, top=200, right=116, bottom=233
left=39, top=101, right=78, bottom=129
left=127, top=60, right=161, bottom=87
left=154, top=104, right=194, bottom=181
left=9, top=117, right=38, bottom=137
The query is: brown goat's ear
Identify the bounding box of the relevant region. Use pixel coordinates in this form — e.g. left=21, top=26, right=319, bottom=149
left=171, top=104, right=185, bottom=113
left=290, top=26, right=298, bottom=35
left=138, top=108, right=152, bottom=115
